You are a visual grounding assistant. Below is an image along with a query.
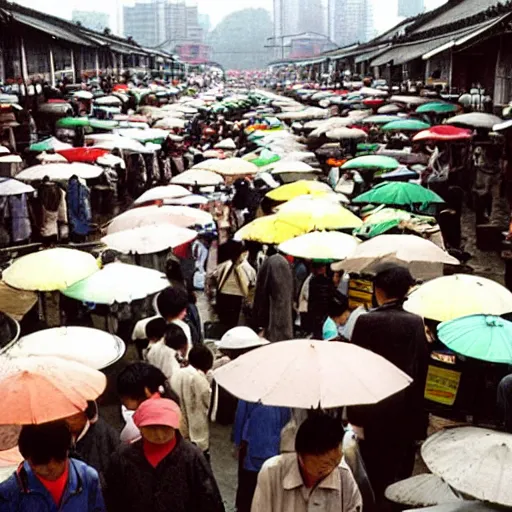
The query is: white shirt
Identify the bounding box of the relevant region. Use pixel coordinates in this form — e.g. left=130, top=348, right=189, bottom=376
left=145, top=340, right=181, bottom=382
left=131, top=316, right=192, bottom=352
left=251, top=453, right=362, bottom=512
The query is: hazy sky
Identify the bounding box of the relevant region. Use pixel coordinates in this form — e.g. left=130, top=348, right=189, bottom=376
left=15, top=0, right=447, bottom=33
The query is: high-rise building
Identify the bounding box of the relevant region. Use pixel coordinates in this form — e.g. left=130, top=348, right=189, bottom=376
left=398, top=0, right=424, bottom=18
left=297, top=0, right=326, bottom=35
left=72, top=10, right=110, bottom=33
left=328, top=0, right=373, bottom=48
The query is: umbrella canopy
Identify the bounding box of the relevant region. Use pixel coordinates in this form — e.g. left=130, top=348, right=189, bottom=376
left=0, top=178, right=34, bottom=196
left=278, top=231, right=359, bottom=261
left=56, top=117, right=90, bottom=129
left=30, top=137, right=72, bottom=153
left=361, top=115, right=403, bottom=125
left=56, top=147, right=109, bottom=163
left=341, top=155, right=399, bottom=171
left=214, top=138, right=237, bottom=150
left=16, top=163, right=103, bottom=182
left=170, top=169, right=224, bottom=187
left=107, top=205, right=213, bottom=234
left=385, top=474, right=460, bottom=507
left=404, top=274, right=512, bottom=322
left=268, top=161, right=315, bottom=174
left=36, top=152, right=68, bottom=164
left=3, top=248, right=98, bottom=292
left=353, top=182, right=445, bottom=209
left=422, top=427, right=512, bottom=506
left=266, top=180, right=332, bottom=201
left=118, top=128, right=169, bottom=144
left=234, top=214, right=307, bottom=244
left=214, top=339, right=412, bottom=408
left=193, top=158, right=258, bottom=177
left=102, top=225, right=197, bottom=255
left=95, top=95, right=123, bottom=106
left=62, top=262, right=168, bottom=305
left=381, top=119, right=431, bottom=132
left=378, top=104, right=403, bottom=114
left=326, top=128, right=368, bottom=141
left=9, top=327, right=125, bottom=370
left=89, top=136, right=149, bottom=153
left=437, top=314, right=512, bottom=364
left=0, top=356, right=106, bottom=424
left=446, top=113, right=502, bottom=130
left=413, top=125, right=473, bottom=142
left=416, top=102, right=459, bottom=114
left=405, top=504, right=503, bottom=512
left=336, top=234, right=458, bottom=276
left=377, top=166, right=419, bottom=181
left=134, top=185, right=192, bottom=205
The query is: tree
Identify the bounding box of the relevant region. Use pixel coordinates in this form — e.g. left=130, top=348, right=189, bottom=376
left=207, top=8, right=273, bottom=70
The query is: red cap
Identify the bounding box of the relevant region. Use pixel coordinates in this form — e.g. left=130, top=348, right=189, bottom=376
left=133, top=398, right=181, bottom=429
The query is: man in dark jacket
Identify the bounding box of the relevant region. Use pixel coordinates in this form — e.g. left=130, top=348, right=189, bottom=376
left=105, top=398, right=224, bottom=512
left=307, top=263, right=336, bottom=339
left=348, top=264, right=429, bottom=507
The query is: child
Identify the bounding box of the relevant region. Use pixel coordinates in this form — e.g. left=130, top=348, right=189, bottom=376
left=141, top=317, right=167, bottom=361
left=171, top=345, right=214, bottom=460
left=323, top=293, right=351, bottom=341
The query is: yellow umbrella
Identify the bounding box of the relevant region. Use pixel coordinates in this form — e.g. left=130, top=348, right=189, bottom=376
left=277, top=197, right=363, bottom=230
left=3, top=248, right=99, bottom=292
left=266, top=180, right=333, bottom=201
left=234, top=215, right=306, bottom=244
left=405, top=274, right=512, bottom=322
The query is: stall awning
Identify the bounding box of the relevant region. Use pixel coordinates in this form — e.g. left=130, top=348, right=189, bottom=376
left=355, top=45, right=390, bottom=64
left=296, top=57, right=326, bottom=66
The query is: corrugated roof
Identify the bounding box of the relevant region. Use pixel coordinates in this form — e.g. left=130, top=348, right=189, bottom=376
left=355, top=45, right=391, bottom=64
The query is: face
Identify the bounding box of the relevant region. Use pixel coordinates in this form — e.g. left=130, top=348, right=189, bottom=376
left=29, top=458, right=67, bottom=481
left=121, top=388, right=154, bottom=411
left=334, top=310, right=351, bottom=326
left=299, top=445, right=343, bottom=484
left=65, top=412, right=88, bottom=437
left=139, top=425, right=175, bottom=445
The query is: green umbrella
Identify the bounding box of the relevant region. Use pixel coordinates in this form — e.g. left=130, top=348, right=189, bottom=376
left=352, top=182, right=445, bottom=208
left=29, top=137, right=68, bottom=152
left=252, top=154, right=280, bottom=167
left=381, top=119, right=431, bottom=131
left=341, top=155, right=400, bottom=171
left=89, top=119, right=118, bottom=131
left=56, top=117, right=90, bottom=129
left=361, top=115, right=402, bottom=125
left=356, top=143, right=380, bottom=152
left=438, top=315, right=512, bottom=364
left=416, top=102, right=459, bottom=114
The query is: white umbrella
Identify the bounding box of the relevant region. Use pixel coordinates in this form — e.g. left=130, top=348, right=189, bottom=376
left=0, top=178, right=34, bottom=196
left=269, top=161, right=315, bottom=174
left=16, top=163, right=103, bottom=182
left=73, top=91, right=94, bottom=101
left=214, top=138, right=237, bottom=150
left=0, top=146, right=10, bottom=155
left=153, top=118, right=187, bottom=130
left=96, top=154, right=126, bottom=169
left=94, top=95, right=122, bottom=106
left=171, top=169, right=224, bottom=187
left=446, top=113, right=502, bottom=130
left=8, top=327, right=126, bottom=370
left=214, top=339, right=412, bottom=408
left=36, top=152, right=68, bottom=164
left=422, top=427, right=512, bottom=507
left=102, top=224, right=197, bottom=254
left=117, top=128, right=170, bottom=143
left=404, top=504, right=502, bottom=512
left=134, top=185, right=192, bottom=205
left=165, top=194, right=208, bottom=206
left=193, top=158, right=258, bottom=176
left=326, top=127, right=368, bottom=141
left=90, top=136, right=149, bottom=153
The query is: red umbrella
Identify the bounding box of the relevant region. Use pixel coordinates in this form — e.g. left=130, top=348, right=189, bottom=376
left=56, top=147, right=110, bottom=163
left=363, top=98, right=385, bottom=108
left=413, top=125, right=473, bottom=142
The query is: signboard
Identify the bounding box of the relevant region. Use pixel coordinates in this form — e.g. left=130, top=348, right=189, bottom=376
left=424, top=365, right=461, bottom=406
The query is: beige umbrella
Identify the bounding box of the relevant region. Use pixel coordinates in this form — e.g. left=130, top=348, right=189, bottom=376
left=405, top=503, right=505, bottom=512
left=193, top=158, right=258, bottom=176
left=326, top=127, right=368, bottom=141
left=268, top=161, right=315, bottom=174
left=385, top=474, right=460, bottom=507
left=422, top=427, right=512, bottom=507
left=134, top=185, right=192, bottom=205
left=171, top=169, right=224, bottom=187
left=214, top=339, right=412, bottom=408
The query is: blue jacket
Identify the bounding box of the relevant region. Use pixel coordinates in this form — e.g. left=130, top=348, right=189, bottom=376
left=0, top=458, right=106, bottom=512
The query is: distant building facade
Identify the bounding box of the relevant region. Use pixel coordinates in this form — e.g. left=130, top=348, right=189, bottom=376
left=72, top=10, right=110, bottom=33
left=328, top=0, right=373, bottom=47
left=398, top=0, right=424, bottom=18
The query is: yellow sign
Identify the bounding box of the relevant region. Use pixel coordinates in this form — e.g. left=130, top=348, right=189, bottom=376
left=424, top=365, right=461, bottom=406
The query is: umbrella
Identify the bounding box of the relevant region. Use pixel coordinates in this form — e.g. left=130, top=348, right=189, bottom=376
left=493, top=119, right=512, bottom=132
left=56, top=117, right=90, bottom=129
left=3, top=248, right=98, bottom=292
left=102, top=225, right=197, bottom=255
left=118, top=128, right=169, bottom=144
left=134, top=185, right=192, bottom=205
left=378, top=104, right=403, bottom=114
left=268, top=161, right=315, bottom=174
left=0, top=356, right=106, bottom=424
left=361, top=115, right=403, bottom=125
left=266, top=180, right=332, bottom=201
left=0, top=178, right=34, bottom=196
left=278, top=231, right=359, bottom=261
left=153, top=118, right=187, bottom=130
left=89, top=135, right=149, bottom=153
left=377, top=166, right=419, bottom=181
left=390, top=95, right=432, bottom=106
left=352, top=182, right=445, bottom=209
left=446, top=113, right=502, bottom=130
left=107, top=205, right=213, bottom=234
left=73, top=91, right=94, bottom=100
left=405, top=504, right=503, bottom=512
left=30, top=137, right=72, bottom=153
left=385, top=474, right=460, bottom=507
left=214, top=339, right=412, bottom=408
left=422, top=427, right=512, bottom=506
left=416, top=102, right=459, bottom=114
left=193, top=158, right=258, bottom=176
left=381, top=119, right=431, bottom=132
left=36, top=152, right=68, bottom=164
left=326, top=128, right=368, bottom=141
left=341, top=155, right=399, bottom=171
left=0, top=146, right=9, bottom=155
left=171, top=169, right=224, bottom=187
left=234, top=214, right=307, bottom=244
left=9, top=327, right=126, bottom=370
left=166, top=194, right=208, bottom=207
left=214, top=138, right=237, bottom=150
left=336, top=234, right=458, bottom=277
left=413, top=125, right=473, bottom=142
left=404, top=274, right=512, bottom=322
left=62, top=262, right=168, bottom=305
left=56, top=147, right=110, bottom=163
left=16, top=163, right=104, bottom=182
left=437, top=314, right=512, bottom=364
left=94, top=95, right=123, bottom=107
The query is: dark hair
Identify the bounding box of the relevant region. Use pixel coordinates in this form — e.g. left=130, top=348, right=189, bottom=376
left=328, top=293, right=349, bottom=319
left=373, top=264, right=415, bottom=301
left=101, top=249, right=119, bottom=266
left=145, top=317, right=167, bottom=340
left=157, top=287, right=188, bottom=320
left=295, top=414, right=344, bottom=456
left=164, top=323, right=188, bottom=351
left=19, top=421, right=71, bottom=465
left=117, top=362, right=167, bottom=400
left=165, top=256, right=185, bottom=285
left=188, top=345, right=214, bottom=373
